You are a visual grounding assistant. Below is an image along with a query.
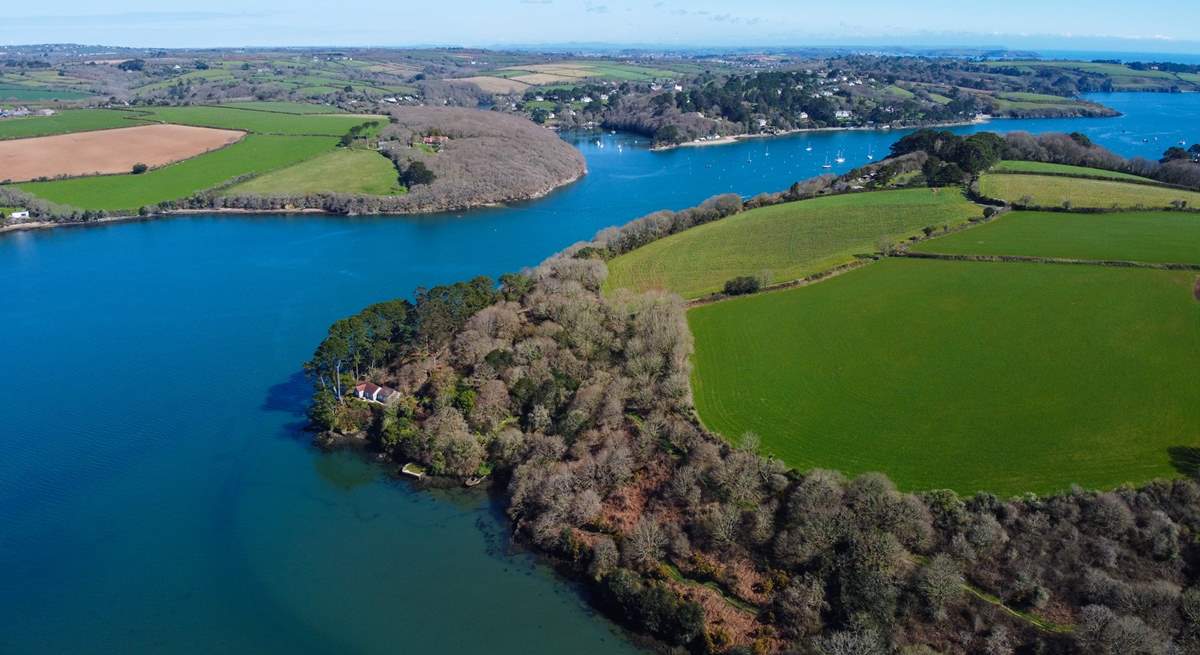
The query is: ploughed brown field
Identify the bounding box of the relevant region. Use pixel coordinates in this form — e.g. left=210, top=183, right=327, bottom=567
left=0, top=124, right=245, bottom=182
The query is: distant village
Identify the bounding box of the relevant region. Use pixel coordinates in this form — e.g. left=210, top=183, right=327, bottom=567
left=0, top=107, right=56, bottom=119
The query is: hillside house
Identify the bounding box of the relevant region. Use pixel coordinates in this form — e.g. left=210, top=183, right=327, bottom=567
left=354, top=382, right=397, bottom=404
left=9, top=210, right=30, bottom=219
left=835, top=110, right=853, bottom=120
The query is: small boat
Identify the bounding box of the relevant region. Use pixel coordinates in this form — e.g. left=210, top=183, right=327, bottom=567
left=821, top=156, right=832, bottom=169
left=866, top=146, right=874, bottom=161
left=835, top=150, right=846, bottom=164
left=805, top=144, right=813, bottom=152
left=465, top=474, right=488, bottom=488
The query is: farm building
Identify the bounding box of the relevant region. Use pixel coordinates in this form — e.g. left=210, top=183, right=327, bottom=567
left=354, top=382, right=397, bottom=403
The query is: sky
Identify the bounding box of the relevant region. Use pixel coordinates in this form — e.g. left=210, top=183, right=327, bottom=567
left=3, top=0, right=1200, bottom=53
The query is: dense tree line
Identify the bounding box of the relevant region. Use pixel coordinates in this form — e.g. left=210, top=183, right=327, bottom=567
left=889, top=129, right=1200, bottom=191
left=307, top=150, right=1200, bottom=653
left=1000, top=131, right=1200, bottom=189
left=890, top=130, right=1008, bottom=186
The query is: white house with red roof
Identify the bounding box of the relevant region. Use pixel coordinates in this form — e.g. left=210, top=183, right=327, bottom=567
left=354, top=382, right=398, bottom=404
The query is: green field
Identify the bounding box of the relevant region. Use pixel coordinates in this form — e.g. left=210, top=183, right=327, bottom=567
left=980, top=173, right=1200, bottom=209
left=130, top=106, right=379, bottom=136
left=991, top=160, right=1153, bottom=182
left=225, top=148, right=405, bottom=196
left=688, top=257, right=1200, bottom=495
left=1, top=207, right=22, bottom=216
left=17, top=135, right=336, bottom=211
left=215, top=101, right=345, bottom=114
left=981, top=60, right=1179, bottom=80
left=991, top=92, right=1095, bottom=113
left=604, top=189, right=982, bottom=299
left=915, top=211, right=1200, bottom=264
left=1, top=105, right=387, bottom=210
left=0, top=109, right=145, bottom=139
left=0, top=86, right=93, bottom=101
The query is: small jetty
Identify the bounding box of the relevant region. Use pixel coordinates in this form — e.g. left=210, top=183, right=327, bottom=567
left=401, top=463, right=427, bottom=480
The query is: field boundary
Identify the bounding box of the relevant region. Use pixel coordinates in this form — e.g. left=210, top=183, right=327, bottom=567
left=900, top=250, right=1200, bottom=271
left=987, top=168, right=1189, bottom=191
left=194, top=103, right=342, bottom=117
left=0, top=111, right=153, bottom=141
left=685, top=257, right=876, bottom=308
left=683, top=198, right=1005, bottom=309
left=3, top=125, right=249, bottom=183
left=9, top=130, right=252, bottom=186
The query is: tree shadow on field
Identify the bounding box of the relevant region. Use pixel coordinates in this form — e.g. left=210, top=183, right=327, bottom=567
left=1168, top=446, right=1200, bottom=478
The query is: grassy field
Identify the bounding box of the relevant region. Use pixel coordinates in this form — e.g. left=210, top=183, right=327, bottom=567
left=17, top=136, right=336, bottom=211
left=991, top=160, right=1154, bottom=182
left=991, top=92, right=1097, bottom=113
left=130, top=106, right=379, bottom=136
left=0, top=86, right=93, bottom=101
left=224, top=148, right=405, bottom=196
left=979, top=173, right=1200, bottom=209
left=1, top=207, right=22, bottom=216
left=914, top=211, right=1200, bottom=264
left=1, top=105, right=388, bottom=209
left=979, top=60, right=1182, bottom=83
left=688, top=257, right=1200, bottom=495
left=0, top=109, right=145, bottom=140
left=604, top=189, right=982, bottom=299
left=215, top=101, right=344, bottom=114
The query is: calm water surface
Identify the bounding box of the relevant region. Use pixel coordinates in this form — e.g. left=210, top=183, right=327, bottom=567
left=1, top=92, right=1196, bottom=653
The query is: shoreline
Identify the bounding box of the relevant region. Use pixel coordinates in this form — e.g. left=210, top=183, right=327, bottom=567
left=649, top=117, right=993, bottom=152
left=0, top=168, right=588, bottom=236
left=646, top=106, right=1121, bottom=152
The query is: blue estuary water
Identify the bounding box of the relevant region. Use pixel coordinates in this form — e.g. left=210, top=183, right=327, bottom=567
left=1, top=93, right=1196, bottom=653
